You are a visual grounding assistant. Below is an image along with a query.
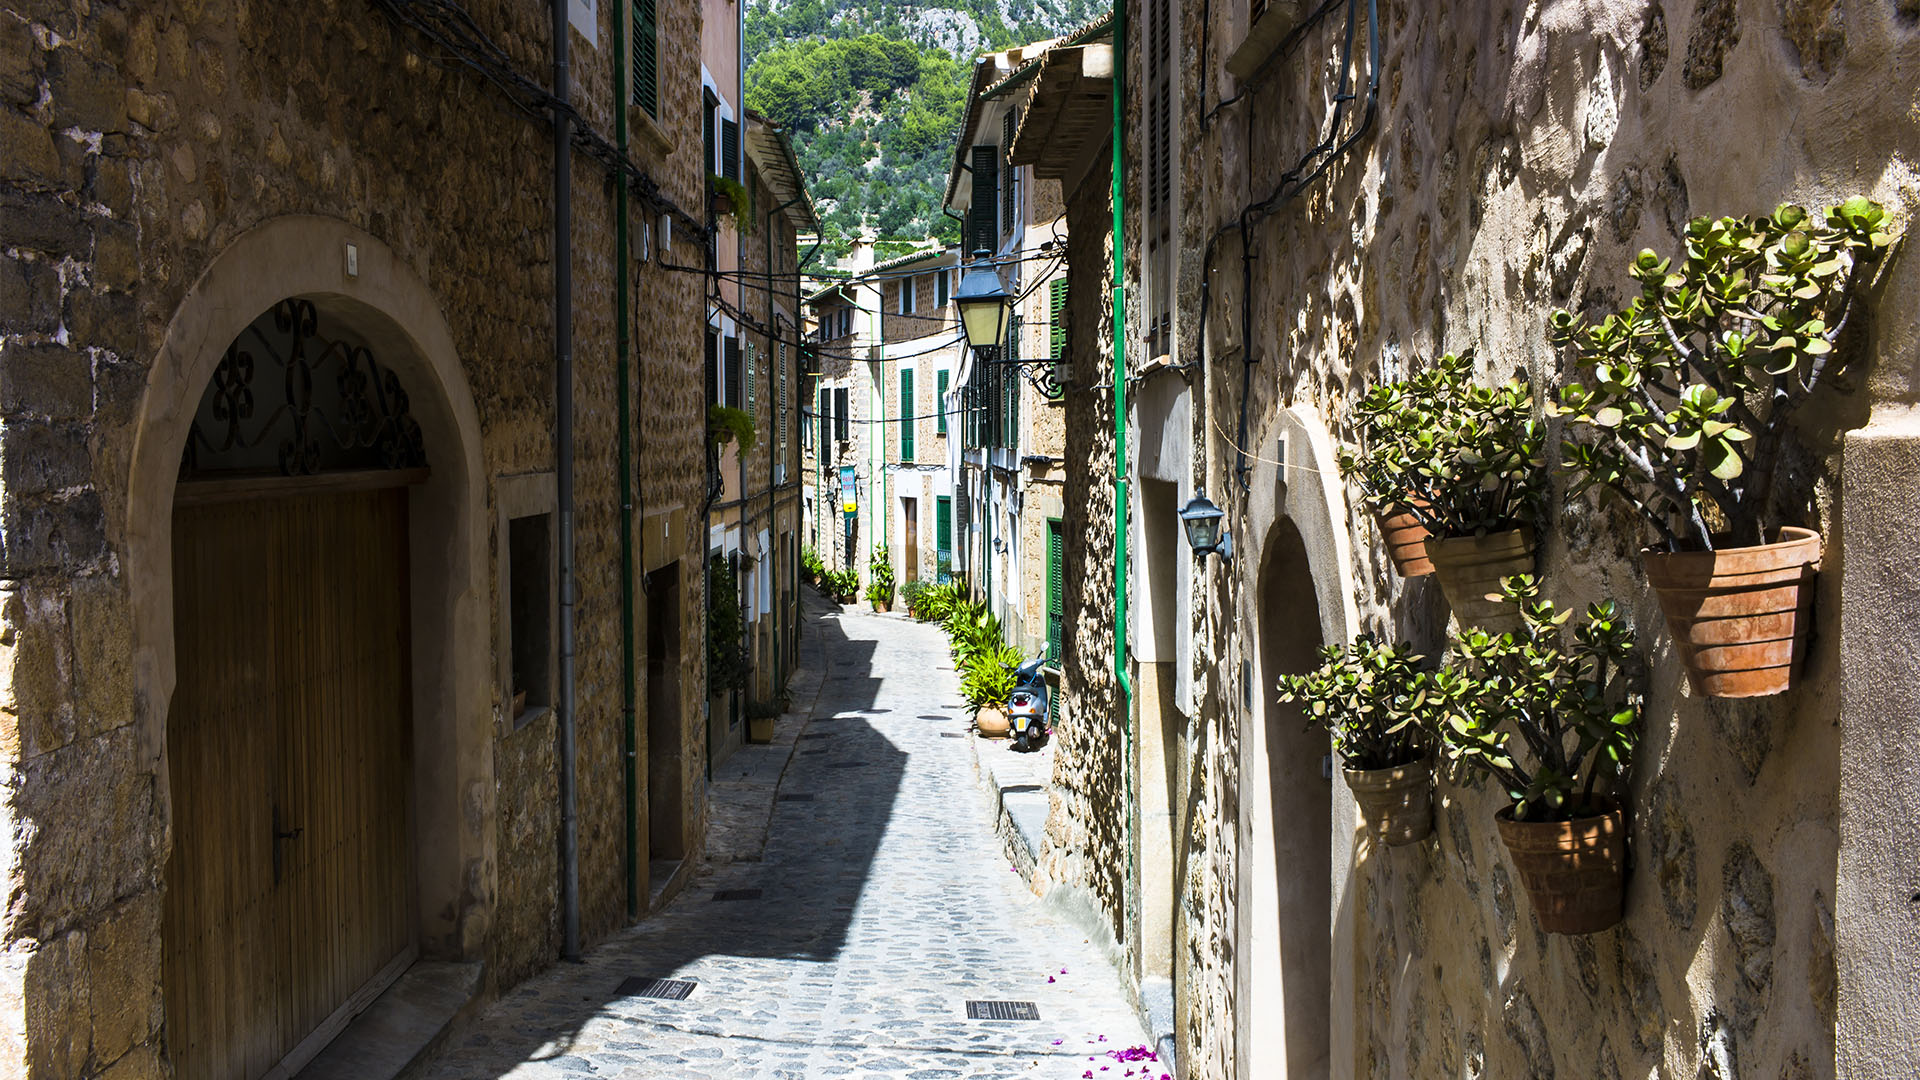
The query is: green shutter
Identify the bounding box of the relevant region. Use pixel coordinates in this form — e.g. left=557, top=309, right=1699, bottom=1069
left=899, top=370, right=914, bottom=460
left=1046, top=519, right=1064, bottom=664
left=819, top=388, right=831, bottom=462
left=1049, top=279, right=1068, bottom=359
left=632, top=0, right=658, bottom=117
left=936, top=369, right=949, bottom=434
left=937, top=496, right=952, bottom=575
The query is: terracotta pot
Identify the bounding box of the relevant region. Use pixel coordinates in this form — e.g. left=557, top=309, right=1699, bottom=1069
left=1343, top=756, right=1434, bottom=846
left=1494, top=798, right=1626, bottom=935
left=873, top=600, right=892, bottom=614
left=1424, top=526, right=1536, bottom=631
left=748, top=715, right=775, bottom=744
left=1641, top=527, right=1820, bottom=699
left=1375, top=505, right=1436, bottom=578
left=975, top=707, right=1011, bottom=738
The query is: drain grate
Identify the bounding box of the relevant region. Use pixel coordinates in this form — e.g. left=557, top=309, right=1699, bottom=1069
left=827, top=761, right=868, bottom=769
left=801, top=748, right=829, bottom=756
left=712, top=888, right=763, bottom=902
left=801, top=732, right=832, bottom=740
left=616, top=977, right=697, bottom=1000
left=779, top=793, right=815, bottom=802
left=918, top=714, right=952, bottom=721
left=966, top=1000, right=1041, bottom=1021
left=939, top=732, right=966, bottom=739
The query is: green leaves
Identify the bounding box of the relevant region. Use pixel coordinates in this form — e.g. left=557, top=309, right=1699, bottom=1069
left=1277, top=635, right=1431, bottom=771
left=1549, top=198, right=1893, bottom=548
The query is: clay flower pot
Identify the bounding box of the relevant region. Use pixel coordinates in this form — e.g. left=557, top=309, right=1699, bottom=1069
left=1641, top=526, right=1820, bottom=699
left=975, top=707, right=1011, bottom=739
left=1423, top=526, right=1536, bottom=632
left=1494, top=797, right=1626, bottom=935
left=1375, top=504, right=1436, bottom=578
left=1343, top=756, right=1434, bottom=846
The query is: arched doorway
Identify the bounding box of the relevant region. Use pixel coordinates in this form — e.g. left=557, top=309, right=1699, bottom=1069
left=1251, top=517, right=1331, bottom=1077
left=163, top=299, right=427, bottom=1079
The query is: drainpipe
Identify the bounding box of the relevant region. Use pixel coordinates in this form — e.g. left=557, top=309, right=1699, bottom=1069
left=1110, top=0, right=1136, bottom=960
left=551, top=0, right=582, bottom=963
left=613, top=0, right=640, bottom=924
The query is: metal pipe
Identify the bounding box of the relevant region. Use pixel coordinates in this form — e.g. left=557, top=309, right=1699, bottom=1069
left=613, top=0, right=640, bottom=924
left=551, top=0, right=581, bottom=962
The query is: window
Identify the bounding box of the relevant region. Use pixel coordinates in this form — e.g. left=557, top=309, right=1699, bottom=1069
left=819, top=387, right=831, bottom=456
left=631, top=0, right=658, bottom=117
left=508, top=512, right=552, bottom=721
left=936, top=496, right=952, bottom=575
left=834, top=387, right=849, bottom=440
left=745, top=341, right=757, bottom=417
left=1049, top=278, right=1069, bottom=359
left=703, top=90, right=718, bottom=178
left=899, top=370, right=915, bottom=461
left=969, top=144, right=998, bottom=254
left=705, top=330, right=719, bottom=404
left=1046, top=519, right=1064, bottom=664
left=900, top=277, right=917, bottom=315
left=936, top=369, right=949, bottom=434
left=722, top=117, right=741, bottom=182
left=937, top=269, right=950, bottom=307
left=778, top=342, right=789, bottom=454
left=842, top=308, right=853, bottom=338
left=1146, top=0, right=1174, bottom=357
left=1001, top=110, right=1019, bottom=234
left=724, top=336, right=742, bottom=409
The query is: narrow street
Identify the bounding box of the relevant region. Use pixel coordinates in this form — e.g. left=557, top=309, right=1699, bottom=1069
left=418, top=593, right=1152, bottom=1079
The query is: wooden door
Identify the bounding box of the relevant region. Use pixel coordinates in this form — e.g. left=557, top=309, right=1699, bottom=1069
left=902, top=498, right=918, bottom=583
left=165, top=487, right=415, bottom=1080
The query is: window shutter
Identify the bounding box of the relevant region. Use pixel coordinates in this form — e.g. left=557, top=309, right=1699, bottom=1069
left=937, top=269, right=950, bottom=307
left=834, top=387, right=849, bottom=441
left=778, top=343, right=788, bottom=451
left=632, top=0, right=658, bottom=117
left=724, top=337, right=743, bottom=409
left=746, top=342, right=757, bottom=417
left=703, top=93, right=717, bottom=177
left=936, top=496, right=952, bottom=570
left=936, top=369, right=949, bottom=434
left=1001, top=111, right=1018, bottom=234
left=969, top=145, right=998, bottom=254
left=819, top=388, right=831, bottom=456
left=705, top=331, right=719, bottom=404
left=1049, top=279, right=1068, bottom=359
left=1046, top=520, right=1064, bottom=663
left=899, top=370, right=914, bottom=461
left=722, top=118, right=741, bottom=182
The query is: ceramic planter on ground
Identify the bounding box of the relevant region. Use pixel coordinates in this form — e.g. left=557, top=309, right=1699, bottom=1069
left=975, top=707, right=1010, bottom=738
left=1375, top=504, right=1436, bottom=578
left=1343, top=756, right=1434, bottom=846
left=1641, top=526, right=1820, bottom=698
left=1424, top=526, right=1536, bottom=632
left=748, top=715, right=776, bottom=743
left=1494, top=797, right=1626, bottom=934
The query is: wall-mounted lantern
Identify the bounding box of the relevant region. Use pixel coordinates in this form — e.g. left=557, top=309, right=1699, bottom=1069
left=1179, top=490, right=1233, bottom=561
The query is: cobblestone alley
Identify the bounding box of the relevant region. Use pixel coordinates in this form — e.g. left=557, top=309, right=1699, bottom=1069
left=417, top=594, right=1152, bottom=1079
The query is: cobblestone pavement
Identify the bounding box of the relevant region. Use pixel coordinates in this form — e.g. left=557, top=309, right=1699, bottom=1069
left=418, top=593, right=1154, bottom=1080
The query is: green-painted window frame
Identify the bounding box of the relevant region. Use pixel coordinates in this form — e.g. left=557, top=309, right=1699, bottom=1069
left=1049, top=278, right=1068, bottom=359
left=1046, top=518, right=1064, bottom=664
left=936, top=369, right=949, bottom=434
left=899, top=370, right=915, bottom=461
left=632, top=0, right=659, bottom=118
left=937, top=495, right=952, bottom=575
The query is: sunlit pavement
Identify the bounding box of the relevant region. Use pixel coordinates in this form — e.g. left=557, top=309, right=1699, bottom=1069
left=417, top=591, right=1155, bottom=1079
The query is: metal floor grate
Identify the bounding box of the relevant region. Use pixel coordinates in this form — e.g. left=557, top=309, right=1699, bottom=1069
left=966, top=1000, right=1041, bottom=1021
left=939, top=732, right=966, bottom=739
left=801, top=732, right=832, bottom=740
left=616, top=977, right=697, bottom=1000
left=779, top=793, right=815, bottom=802
left=918, top=714, right=952, bottom=721
left=827, top=761, right=868, bottom=768
left=713, top=888, right=763, bottom=901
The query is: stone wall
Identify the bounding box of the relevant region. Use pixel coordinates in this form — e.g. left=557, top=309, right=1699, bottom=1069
left=0, top=0, right=711, bottom=1074
left=1171, top=0, right=1920, bottom=1076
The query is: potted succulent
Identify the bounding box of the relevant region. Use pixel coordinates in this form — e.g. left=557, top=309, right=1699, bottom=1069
left=1277, top=635, right=1435, bottom=846
left=865, top=546, right=896, bottom=612
left=1426, top=576, right=1641, bottom=934
left=1340, top=350, right=1547, bottom=628
left=1549, top=198, right=1891, bottom=697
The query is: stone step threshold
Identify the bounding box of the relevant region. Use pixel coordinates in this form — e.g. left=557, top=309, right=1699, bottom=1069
left=290, top=959, right=482, bottom=1080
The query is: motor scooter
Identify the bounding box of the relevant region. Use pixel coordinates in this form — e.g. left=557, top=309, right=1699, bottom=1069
left=1007, top=657, right=1051, bottom=752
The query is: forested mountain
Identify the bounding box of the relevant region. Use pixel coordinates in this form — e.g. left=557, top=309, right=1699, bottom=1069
left=745, top=0, right=1105, bottom=249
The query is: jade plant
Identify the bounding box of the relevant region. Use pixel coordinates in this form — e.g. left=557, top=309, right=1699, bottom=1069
left=1426, top=576, right=1641, bottom=823
left=1276, top=635, right=1430, bottom=771
left=1338, top=349, right=1547, bottom=538
left=1548, top=198, right=1892, bottom=550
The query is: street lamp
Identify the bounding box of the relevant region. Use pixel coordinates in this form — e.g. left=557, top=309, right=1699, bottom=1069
left=1179, top=490, right=1233, bottom=561
left=953, top=248, right=1012, bottom=352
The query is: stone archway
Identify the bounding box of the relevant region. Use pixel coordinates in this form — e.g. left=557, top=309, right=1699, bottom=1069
left=1233, top=406, right=1361, bottom=1080
left=125, top=217, right=493, bottom=1072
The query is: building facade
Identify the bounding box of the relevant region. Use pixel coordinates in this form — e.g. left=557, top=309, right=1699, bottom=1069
left=0, top=0, right=717, bottom=1076
left=876, top=247, right=963, bottom=589
left=1012, top=2, right=1920, bottom=1079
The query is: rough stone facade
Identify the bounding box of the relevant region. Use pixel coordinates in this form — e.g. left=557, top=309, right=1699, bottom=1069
left=1023, top=0, right=1920, bottom=1077
left=0, top=0, right=712, bottom=1074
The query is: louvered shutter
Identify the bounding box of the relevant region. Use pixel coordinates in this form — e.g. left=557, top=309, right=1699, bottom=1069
left=778, top=343, right=788, bottom=452
left=1049, top=279, right=1068, bottom=359
left=724, top=337, right=743, bottom=409
left=969, top=145, right=998, bottom=254
left=1046, top=520, right=1064, bottom=664
left=834, top=387, right=849, bottom=440
left=1001, top=111, right=1018, bottom=234
left=746, top=342, right=757, bottom=418
left=937, top=496, right=952, bottom=572
left=705, top=331, right=719, bottom=404
left=632, top=0, right=658, bottom=116
left=899, top=370, right=914, bottom=461
left=722, top=118, right=741, bottom=182
left=819, top=388, right=831, bottom=458
left=936, top=369, right=949, bottom=434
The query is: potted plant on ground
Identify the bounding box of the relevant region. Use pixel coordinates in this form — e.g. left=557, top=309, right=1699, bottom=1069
left=901, top=579, right=930, bottom=619
left=962, top=640, right=1022, bottom=738
left=801, top=545, right=824, bottom=588
left=1340, top=350, right=1548, bottom=629
left=865, top=546, right=896, bottom=612
left=834, top=569, right=859, bottom=604
left=1277, top=635, right=1436, bottom=845
left=1426, top=576, right=1641, bottom=934
left=1548, top=198, right=1891, bottom=697
left=746, top=699, right=781, bottom=744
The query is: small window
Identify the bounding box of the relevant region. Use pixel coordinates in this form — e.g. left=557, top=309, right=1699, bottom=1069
left=901, top=278, right=917, bottom=316
left=631, top=0, right=659, bottom=117
left=900, top=370, right=915, bottom=460
left=936, top=369, right=949, bottom=434
left=834, top=387, right=850, bottom=440
left=724, top=336, right=743, bottom=409
left=937, top=269, right=950, bottom=307
left=722, top=117, right=741, bottom=182
left=508, top=513, right=552, bottom=724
